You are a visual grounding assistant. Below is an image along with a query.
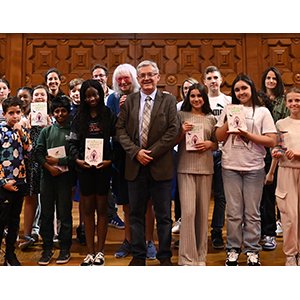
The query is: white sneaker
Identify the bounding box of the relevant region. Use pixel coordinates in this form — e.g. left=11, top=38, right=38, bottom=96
left=247, top=252, right=261, bottom=266
left=172, top=218, right=181, bottom=234
left=94, top=251, right=105, bottom=266
left=225, top=249, right=239, bottom=266
left=285, top=256, right=297, bottom=266
left=276, top=220, right=283, bottom=237
left=262, top=236, right=277, bottom=250
left=81, top=254, right=94, bottom=266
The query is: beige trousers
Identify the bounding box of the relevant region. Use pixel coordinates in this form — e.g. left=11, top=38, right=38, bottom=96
left=276, top=167, right=300, bottom=256
left=177, top=173, right=212, bottom=265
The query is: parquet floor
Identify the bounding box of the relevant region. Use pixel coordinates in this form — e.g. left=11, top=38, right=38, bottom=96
left=0, top=199, right=286, bottom=267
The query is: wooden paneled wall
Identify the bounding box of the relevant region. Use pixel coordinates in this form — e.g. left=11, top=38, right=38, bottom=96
left=1, top=33, right=300, bottom=99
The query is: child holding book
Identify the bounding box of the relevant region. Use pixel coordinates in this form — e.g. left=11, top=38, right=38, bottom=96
left=215, top=74, right=277, bottom=266
left=35, top=95, right=75, bottom=265
left=266, top=87, right=300, bottom=266
left=69, top=79, right=116, bottom=266
left=0, top=97, right=32, bottom=265
left=176, top=83, right=217, bottom=266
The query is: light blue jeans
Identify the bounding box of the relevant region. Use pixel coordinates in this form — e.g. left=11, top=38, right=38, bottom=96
left=222, top=167, right=265, bottom=253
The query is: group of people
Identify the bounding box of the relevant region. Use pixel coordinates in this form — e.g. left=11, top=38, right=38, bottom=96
left=0, top=60, right=299, bottom=267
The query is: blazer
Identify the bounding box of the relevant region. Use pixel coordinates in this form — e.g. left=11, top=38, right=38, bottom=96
left=116, top=90, right=180, bottom=181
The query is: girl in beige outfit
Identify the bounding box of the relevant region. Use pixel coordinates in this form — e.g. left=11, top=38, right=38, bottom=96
left=177, top=83, right=217, bottom=266
left=267, top=87, right=300, bottom=266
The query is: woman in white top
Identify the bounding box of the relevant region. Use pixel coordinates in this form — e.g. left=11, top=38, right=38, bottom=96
left=215, top=74, right=276, bottom=266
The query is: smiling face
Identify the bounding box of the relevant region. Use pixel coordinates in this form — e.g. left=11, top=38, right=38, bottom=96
left=286, top=91, right=300, bottom=118
left=265, top=70, right=277, bottom=91
left=46, top=72, right=61, bottom=96
left=53, top=106, right=69, bottom=125
left=189, top=88, right=204, bottom=113
left=17, top=89, right=32, bottom=114
left=33, top=88, right=48, bottom=103
left=137, top=65, right=160, bottom=95
left=69, top=84, right=82, bottom=105
left=85, top=87, right=100, bottom=108
left=233, top=80, right=252, bottom=106
left=116, top=72, right=133, bottom=95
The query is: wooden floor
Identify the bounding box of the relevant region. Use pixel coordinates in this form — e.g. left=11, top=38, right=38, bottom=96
left=0, top=200, right=286, bottom=267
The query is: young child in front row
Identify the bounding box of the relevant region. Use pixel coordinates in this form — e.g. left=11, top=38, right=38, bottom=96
left=266, top=87, right=300, bottom=266
left=176, top=83, right=217, bottom=266
left=0, top=97, right=32, bottom=265
left=35, top=95, right=75, bottom=265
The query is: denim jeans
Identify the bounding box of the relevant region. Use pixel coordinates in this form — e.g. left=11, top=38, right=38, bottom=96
left=128, top=166, right=173, bottom=260
left=222, top=167, right=265, bottom=253
left=211, top=150, right=226, bottom=231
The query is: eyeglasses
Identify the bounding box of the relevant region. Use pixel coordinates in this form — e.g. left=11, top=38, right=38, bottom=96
left=137, top=72, right=158, bottom=79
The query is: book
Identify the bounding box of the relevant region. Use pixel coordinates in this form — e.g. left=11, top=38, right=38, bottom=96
left=31, top=102, right=48, bottom=126
left=226, top=104, right=247, bottom=133
left=47, top=145, right=69, bottom=172
left=186, top=123, right=204, bottom=151
left=85, top=138, right=103, bottom=166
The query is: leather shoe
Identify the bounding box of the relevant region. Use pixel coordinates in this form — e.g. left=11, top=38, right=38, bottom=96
left=159, top=258, right=173, bottom=266
left=128, top=257, right=146, bottom=266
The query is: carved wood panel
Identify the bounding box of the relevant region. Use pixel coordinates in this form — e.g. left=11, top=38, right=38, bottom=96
left=1, top=33, right=300, bottom=100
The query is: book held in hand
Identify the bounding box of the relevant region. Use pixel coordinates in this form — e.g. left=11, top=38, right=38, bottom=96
left=186, top=123, right=204, bottom=151
left=47, top=145, right=69, bottom=172
left=31, top=102, right=48, bottom=126
left=226, top=104, right=247, bottom=133
left=85, top=138, right=103, bottom=166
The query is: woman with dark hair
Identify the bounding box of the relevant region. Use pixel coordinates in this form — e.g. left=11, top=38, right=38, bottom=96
left=258, top=67, right=289, bottom=250
left=44, top=68, right=65, bottom=102
left=216, top=74, right=277, bottom=266
left=176, top=83, right=217, bottom=265
left=69, top=79, right=116, bottom=266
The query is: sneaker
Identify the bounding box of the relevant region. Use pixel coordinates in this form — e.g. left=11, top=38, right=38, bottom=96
left=247, top=252, right=261, bottom=266
left=19, top=235, right=35, bottom=251
left=81, top=254, right=94, bottom=266
left=146, top=240, right=157, bottom=260
left=4, top=253, right=21, bottom=266
left=94, top=251, right=105, bottom=266
left=56, top=249, right=71, bottom=264
left=225, top=249, right=239, bottom=266
left=211, top=230, right=224, bottom=249
left=108, top=215, right=125, bottom=229
left=38, top=250, right=53, bottom=266
left=286, top=255, right=297, bottom=266
left=262, top=236, right=277, bottom=251
left=172, top=218, right=181, bottom=234
left=276, top=220, right=283, bottom=237
left=115, top=239, right=131, bottom=258
left=76, top=225, right=86, bottom=245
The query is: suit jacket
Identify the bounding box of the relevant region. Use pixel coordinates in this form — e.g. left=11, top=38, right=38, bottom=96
left=116, top=90, right=180, bottom=181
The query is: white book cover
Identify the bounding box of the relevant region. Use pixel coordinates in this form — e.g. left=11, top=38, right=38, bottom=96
left=186, top=123, right=204, bottom=151
left=226, top=104, right=247, bottom=133
left=31, top=102, right=48, bottom=126
left=85, top=138, right=103, bottom=166
left=47, top=145, right=69, bottom=172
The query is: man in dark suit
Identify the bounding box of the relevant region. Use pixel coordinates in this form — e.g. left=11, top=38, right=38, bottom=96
left=116, top=60, right=179, bottom=266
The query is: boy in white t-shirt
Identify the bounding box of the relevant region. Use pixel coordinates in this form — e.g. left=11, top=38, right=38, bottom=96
left=203, top=66, right=231, bottom=249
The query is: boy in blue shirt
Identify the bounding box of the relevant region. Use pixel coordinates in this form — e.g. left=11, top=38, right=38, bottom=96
left=0, top=97, right=32, bottom=266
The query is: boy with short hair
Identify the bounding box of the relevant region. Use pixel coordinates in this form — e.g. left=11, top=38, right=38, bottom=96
left=0, top=97, right=32, bottom=266
left=35, top=95, right=75, bottom=265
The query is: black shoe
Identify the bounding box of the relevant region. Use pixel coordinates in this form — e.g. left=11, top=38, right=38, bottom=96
left=56, top=249, right=71, bottom=264
left=128, top=258, right=146, bottom=266
left=225, top=249, right=239, bottom=266
left=38, top=250, right=53, bottom=265
left=211, top=230, right=224, bottom=249
left=76, top=225, right=86, bottom=245
left=159, top=258, right=173, bottom=266
left=4, top=253, right=21, bottom=266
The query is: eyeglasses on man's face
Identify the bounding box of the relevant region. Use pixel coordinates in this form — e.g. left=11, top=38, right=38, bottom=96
left=137, top=72, right=158, bottom=79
